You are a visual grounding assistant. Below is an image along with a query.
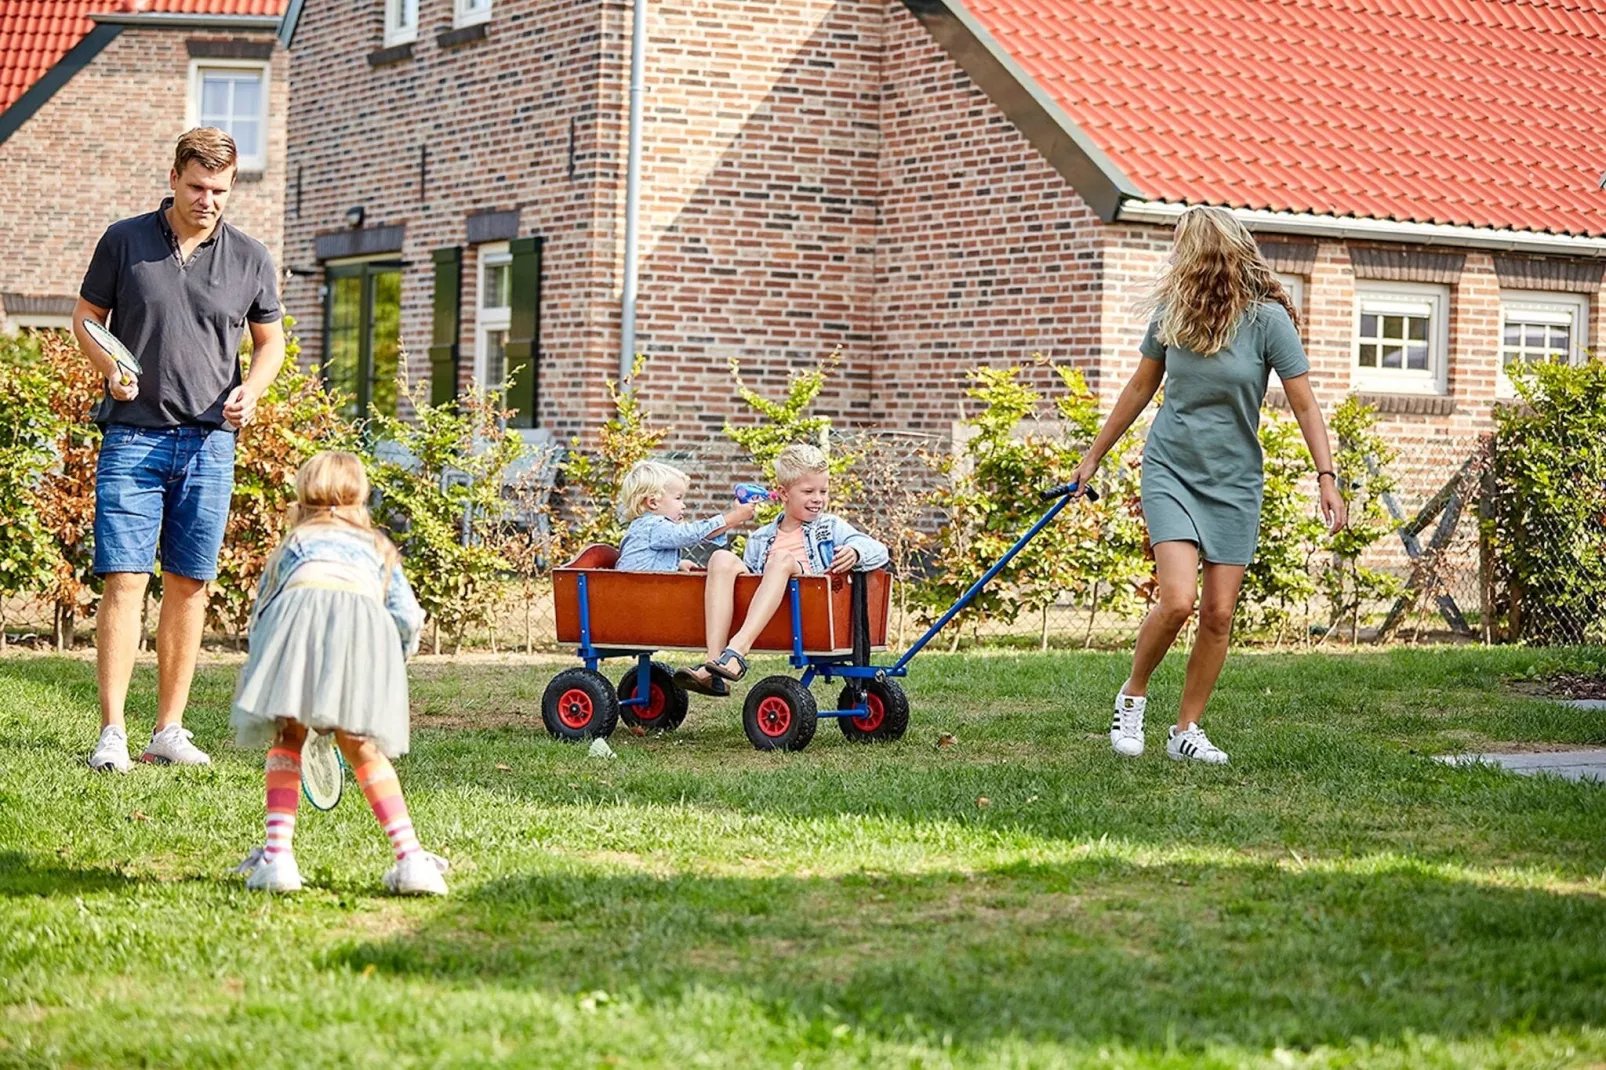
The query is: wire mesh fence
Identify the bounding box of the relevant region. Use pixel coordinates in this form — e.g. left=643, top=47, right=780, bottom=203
left=4, top=421, right=1602, bottom=654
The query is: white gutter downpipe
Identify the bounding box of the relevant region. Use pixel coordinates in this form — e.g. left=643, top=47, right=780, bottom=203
left=619, top=0, right=648, bottom=383
left=1115, top=199, right=1606, bottom=258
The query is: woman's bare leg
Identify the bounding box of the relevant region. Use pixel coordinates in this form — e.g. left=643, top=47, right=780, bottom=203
left=1175, top=561, right=1246, bottom=728
left=1122, top=541, right=1199, bottom=698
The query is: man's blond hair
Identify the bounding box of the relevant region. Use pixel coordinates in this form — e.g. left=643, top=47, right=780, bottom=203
left=618, top=460, right=690, bottom=521
left=773, top=443, right=828, bottom=488
left=174, top=127, right=238, bottom=177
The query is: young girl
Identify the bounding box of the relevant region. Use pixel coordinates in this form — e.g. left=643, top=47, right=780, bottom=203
left=677, top=443, right=888, bottom=697
left=231, top=451, right=447, bottom=895
left=1066, top=206, right=1347, bottom=764
left=614, top=460, right=755, bottom=572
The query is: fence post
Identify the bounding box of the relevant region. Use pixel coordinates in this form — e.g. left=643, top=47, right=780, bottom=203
left=1477, top=434, right=1496, bottom=643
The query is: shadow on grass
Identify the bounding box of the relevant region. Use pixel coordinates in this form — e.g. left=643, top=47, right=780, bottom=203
left=336, top=855, right=1606, bottom=1052
left=0, top=852, right=141, bottom=898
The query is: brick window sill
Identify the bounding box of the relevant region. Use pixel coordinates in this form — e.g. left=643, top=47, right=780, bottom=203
left=1263, top=390, right=1455, bottom=416
left=368, top=41, right=414, bottom=67
left=437, top=22, right=488, bottom=48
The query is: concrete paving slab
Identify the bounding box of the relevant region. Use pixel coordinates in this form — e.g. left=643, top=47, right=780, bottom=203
left=1562, top=699, right=1606, bottom=711
left=1437, top=749, right=1606, bottom=783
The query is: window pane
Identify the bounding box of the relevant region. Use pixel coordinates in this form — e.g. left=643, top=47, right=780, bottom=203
left=485, top=328, right=509, bottom=389
left=1358, top=344, right=1377, bottom=368
left=1382, top=315, right=1404, bottom=341
left=232, top=76, right=260, bottom=117
left=484, top=263, right=510, bottom=309
left=326, top=274, right=364, bottom=420
left=201, top=77, right=230, bottom=118
left=1549, top=326, right=1571, bottom=351
left=1407, top=317, right=1428, bottom=342
left=1503, top=323, right=1521, bottom=347
left=1502, top=349, right=1521, bottom=369
left=1523, top=325, right=1545, bottom=348
left=369, top=269, right=403, bottom=418
left=1406, top=344, right=1428, bottom=370
left=1360, top=313, right=1378, bottom=337
left=401, top=0, right=418, bottom=27
left=231, top=119, right=261, bottom=159
left=1381, top=345, right=1403, bottom=369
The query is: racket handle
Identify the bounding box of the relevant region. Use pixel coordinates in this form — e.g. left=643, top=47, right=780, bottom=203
left=1040, top=482, right=1099, bottom=502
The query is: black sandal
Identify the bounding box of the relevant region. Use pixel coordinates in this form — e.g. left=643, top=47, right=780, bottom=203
left=706, top=647, right=749, bottom=682
left=675, top=666, right=729, bottom=697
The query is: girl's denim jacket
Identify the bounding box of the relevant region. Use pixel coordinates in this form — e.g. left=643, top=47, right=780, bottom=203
left=616, top=512, right=725, bottom=571
left=741, top=513, right=889, bottom=575
left=250, top=526, right=425, bottom=658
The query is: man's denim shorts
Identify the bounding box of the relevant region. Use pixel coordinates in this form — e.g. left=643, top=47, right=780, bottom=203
left=94, top=425, right=236, bottom=582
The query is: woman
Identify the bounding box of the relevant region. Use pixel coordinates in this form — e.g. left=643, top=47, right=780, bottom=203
left=1066, top=207, right=1347, bottom=764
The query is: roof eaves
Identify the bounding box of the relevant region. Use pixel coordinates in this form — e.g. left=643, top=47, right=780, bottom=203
left=278, top=0, right=305, bottom=48
left=89, top=12, right=282, bottom=29
left=901, top=0, right=1143, bottom=221
left=0, top=22, right=123, bottom=149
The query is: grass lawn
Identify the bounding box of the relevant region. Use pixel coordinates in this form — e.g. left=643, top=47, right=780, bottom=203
left=2, top=645, right=1605, bottom=1068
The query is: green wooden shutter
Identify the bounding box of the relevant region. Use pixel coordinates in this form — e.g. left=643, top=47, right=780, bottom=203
left=428, top=245, right=462, bottom=408
left=504, top=236, right=543, bottom=428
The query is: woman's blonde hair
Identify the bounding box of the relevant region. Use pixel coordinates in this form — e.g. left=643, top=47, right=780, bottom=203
left=618, top=460, right=689, bottom=521
left=285, top=451, right=398, bottom=566
left=1142, top=206, right=1301, bottom=355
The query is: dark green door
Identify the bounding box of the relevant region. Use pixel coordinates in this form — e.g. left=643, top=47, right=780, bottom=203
left=323, top=260, right=403, bottom=420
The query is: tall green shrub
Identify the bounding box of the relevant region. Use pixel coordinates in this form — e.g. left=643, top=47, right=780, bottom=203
left=1321, top=396, right=1405, bottom=642
left=555, top=354, right=664, bottom=553
left=33, top=333, right=103, bottom=649
left=367, top=379, right=525, bottom=654
left=1486, top=359, right=1606, bottom=644
left=0, top=335, right=64, bottom=645
left=1237, top=410, right=1326, bottom=639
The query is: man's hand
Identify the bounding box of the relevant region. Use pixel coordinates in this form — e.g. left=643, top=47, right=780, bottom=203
left=106, top=372, right=138, bottom=402
left=222, top=385, right=259, bottom=428
left=828, top=545, right=860, bottom=574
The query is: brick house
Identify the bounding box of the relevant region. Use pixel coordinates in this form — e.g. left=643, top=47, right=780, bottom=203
left=274, top=0, right=1606, bottom=465
left=0, top=0, right=288, bottom=334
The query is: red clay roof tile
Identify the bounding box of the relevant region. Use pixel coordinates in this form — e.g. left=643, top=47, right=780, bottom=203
left=966, top=0, right=1606, bottom=236
left=1, top=0, right=284, bottom=113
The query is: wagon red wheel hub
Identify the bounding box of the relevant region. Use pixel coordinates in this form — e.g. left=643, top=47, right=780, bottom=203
left=756, top=696, right=793, bottom=737
left=851, top=692, right=884, bottom=732
left=557, top=689, right=594, bottom=729
left=632, top=682, right=666, bottom=722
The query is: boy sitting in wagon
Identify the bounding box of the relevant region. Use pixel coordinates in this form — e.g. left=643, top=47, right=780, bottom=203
left=675, top=443, right=888, bottom=697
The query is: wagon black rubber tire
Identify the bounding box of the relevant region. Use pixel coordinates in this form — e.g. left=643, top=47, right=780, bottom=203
left=837, top=679, right=910, bottom=743
left=742, top=675, right=818, bottom=752
left=541, top=668, right=620, bottom=742
left=617, top=661, right=689, bottom=732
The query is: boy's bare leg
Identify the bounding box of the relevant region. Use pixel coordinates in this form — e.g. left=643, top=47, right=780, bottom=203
left=726, top=552, right=802, bottom=655
left=685, top=551, right=746, bottom=684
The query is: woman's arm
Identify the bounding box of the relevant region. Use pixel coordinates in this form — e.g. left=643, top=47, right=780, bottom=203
left=1066, top=357, right=1165, bottom=494
left=1281, top=373, right=1348, bottom=533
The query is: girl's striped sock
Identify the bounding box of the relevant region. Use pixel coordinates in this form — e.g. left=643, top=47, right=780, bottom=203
left=354, top=754, right=421, bottom=861
left=263, top=746, right=302, bottom=860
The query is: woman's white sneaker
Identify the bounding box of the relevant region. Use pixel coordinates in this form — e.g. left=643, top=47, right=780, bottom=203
left=383, top=852, right=450, bottom=896
left=1110, top=692, right=1146, bottom=757
left=1166, top=723, right=1229, bottom=765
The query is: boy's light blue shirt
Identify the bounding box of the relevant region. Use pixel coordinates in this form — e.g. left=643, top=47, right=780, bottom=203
left=616, top=512, right=726, bottom=571
left=742, top=513, right=890, bottom=575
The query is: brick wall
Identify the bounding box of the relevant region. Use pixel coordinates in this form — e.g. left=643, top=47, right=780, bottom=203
left=0, top=26, right=287, bottom=320
left=875, top=3, right=1104, bottom=437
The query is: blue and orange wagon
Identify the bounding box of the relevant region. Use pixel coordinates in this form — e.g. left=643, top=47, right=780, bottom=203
left=540, top=482, right=1095, bottom=751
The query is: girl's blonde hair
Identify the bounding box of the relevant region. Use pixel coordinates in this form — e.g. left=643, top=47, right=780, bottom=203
left=1142, top=206, right=1301, bottom=355
left=285, top=451, right=398, bottom=567
left=618, top=460, right=689, bottom=521
left=773, top=442, right=828, bottom=488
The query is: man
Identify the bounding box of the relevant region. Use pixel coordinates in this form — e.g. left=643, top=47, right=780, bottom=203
left=75, top=127, right=286, bottom=772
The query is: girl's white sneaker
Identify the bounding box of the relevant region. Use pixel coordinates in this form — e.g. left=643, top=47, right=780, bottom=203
left=242, top=850, right=303, bottom=893
left=1110, top=692, right=1146, bottom=757
left=1166, top=723, right=1229, bottom=765
left=383, top=852, right=450, bottom=896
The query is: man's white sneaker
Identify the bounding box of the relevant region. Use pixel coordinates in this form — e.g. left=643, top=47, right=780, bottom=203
left=89, top=725, right=130, bottom=773
left=140, top=725, right=211, bottom=766
left=1110, top=692, right=1146, bottom=757
left=383, top=852, right=450, bottom=896
left=1167, top=723, right=1229, bottom=765
left=243, top=850, right=303, bottom=893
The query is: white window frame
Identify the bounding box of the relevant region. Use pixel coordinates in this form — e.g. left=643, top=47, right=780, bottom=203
left=384, top=0, right=419, bottom=46
left=1353, top=281, right=1450, bottom=395
left=1273, top=271, right=1306, bottom=320
left=5, top=313, right=72, bottom=333
left=474, top=243, right=512, bottom=390
left=187, top=60, right=270, bottom=172
left=1497, top=290, right=1590, bottom=398
left=453, top=0, right=492, bottom=29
